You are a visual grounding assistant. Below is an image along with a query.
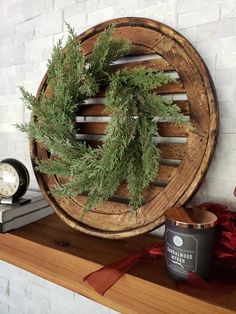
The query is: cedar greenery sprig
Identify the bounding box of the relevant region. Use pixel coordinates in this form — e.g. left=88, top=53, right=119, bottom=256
left=16, top=24, right=189, bottom=213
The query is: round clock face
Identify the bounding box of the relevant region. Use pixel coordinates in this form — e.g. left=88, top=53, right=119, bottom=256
left=0, top=163, right=20, bottom=197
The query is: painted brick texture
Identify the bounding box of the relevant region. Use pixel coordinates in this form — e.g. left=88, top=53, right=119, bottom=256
left=0, top=260, right=118, bottom=314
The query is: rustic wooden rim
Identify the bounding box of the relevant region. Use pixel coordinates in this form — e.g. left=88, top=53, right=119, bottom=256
left=30, top=17, right=218, bottom=238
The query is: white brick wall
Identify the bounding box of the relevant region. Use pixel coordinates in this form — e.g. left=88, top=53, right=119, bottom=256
left=178, top=5, right=220, bottom=29
left=0, top=0, right=236, bottom=312
left=0, top=260, right=118, bottom=314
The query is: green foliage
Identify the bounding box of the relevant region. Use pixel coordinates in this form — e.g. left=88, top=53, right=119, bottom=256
left=16, top=24, right=189, bottom=213
left=88, top=25, right=131, bottom=76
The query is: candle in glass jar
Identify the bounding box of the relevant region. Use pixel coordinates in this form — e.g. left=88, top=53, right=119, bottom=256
left=164, top=207, right=217, bottom=281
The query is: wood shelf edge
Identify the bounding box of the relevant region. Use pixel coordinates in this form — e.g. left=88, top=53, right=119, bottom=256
left=0, top=215, right=235, bottom=314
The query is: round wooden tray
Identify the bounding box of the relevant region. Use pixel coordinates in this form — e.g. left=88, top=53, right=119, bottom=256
left=30, top=17, right=218, bottom=239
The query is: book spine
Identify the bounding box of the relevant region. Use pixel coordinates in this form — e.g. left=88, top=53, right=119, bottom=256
left=1, top=199, right=49, bottom=223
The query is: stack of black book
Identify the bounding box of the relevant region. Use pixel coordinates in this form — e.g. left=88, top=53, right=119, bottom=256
left=0, top=190, right=53, bottom=233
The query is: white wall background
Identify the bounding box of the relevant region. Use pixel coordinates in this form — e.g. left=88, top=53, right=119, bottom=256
left=0, top=0, right=236, bottom=313
left=0, top=260, right=118, bottom=314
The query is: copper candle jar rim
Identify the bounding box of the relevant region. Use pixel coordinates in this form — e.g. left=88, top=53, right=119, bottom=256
left=165, top=207, right=218, bottom=229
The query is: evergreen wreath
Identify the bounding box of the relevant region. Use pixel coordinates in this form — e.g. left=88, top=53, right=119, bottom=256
left=17, top=25, right=189, bottom=213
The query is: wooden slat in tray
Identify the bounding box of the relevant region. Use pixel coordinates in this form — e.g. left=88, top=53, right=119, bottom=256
left=96, top=79, right=184, bottom=97
left=110, top=58, right=175, bottom=72
left=78, top=100, right=190, bottom=116
left=159, top=143, right=187, bottom=160
left=76, top=122, right=188, bottom=137
left=76, top=140, right=187, bottom=160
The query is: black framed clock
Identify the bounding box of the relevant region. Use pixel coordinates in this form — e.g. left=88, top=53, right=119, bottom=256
left=0, top=158, right=30, bottom=204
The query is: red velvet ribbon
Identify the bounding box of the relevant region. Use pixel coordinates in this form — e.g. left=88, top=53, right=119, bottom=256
left=84, top=203, right=236, bottom=295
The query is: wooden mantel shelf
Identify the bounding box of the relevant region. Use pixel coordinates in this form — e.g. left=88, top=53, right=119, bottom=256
left=0, top=215, right=235, bottom=314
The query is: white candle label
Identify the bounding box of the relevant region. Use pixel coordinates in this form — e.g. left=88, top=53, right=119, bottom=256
left=166, top=229, right=198, bottom=274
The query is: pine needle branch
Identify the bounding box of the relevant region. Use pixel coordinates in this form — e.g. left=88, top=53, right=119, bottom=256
left=16, top=24, right=190, bottom=214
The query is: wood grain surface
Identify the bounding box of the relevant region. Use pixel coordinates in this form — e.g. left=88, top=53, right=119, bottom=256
left=30, top=17, right=218, bottom=238
left=0, top=215, right=235, bottom=314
